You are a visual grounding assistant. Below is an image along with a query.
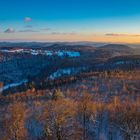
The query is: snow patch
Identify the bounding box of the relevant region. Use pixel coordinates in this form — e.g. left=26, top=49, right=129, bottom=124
left=50, top=67, right=86, bottom=79
left=0, top=49, right=80, bottom=57
left=0, top=79, right=28, bottom=92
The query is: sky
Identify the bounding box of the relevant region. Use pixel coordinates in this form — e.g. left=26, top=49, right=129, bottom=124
left=0, top=0, right=140, bottom=43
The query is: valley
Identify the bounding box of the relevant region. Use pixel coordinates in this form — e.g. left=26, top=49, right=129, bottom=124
left=0, top=42, right=140, bottom=140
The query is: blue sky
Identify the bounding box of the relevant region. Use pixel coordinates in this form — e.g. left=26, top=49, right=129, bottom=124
left=0, top=0, right=140, bottom=42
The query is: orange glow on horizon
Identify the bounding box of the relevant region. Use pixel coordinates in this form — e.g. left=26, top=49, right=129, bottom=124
left=1, top=33, right=140, bottom=43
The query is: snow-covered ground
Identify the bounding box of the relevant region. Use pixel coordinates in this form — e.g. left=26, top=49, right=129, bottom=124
left=0, top=49, right=80, bottom=57
left=1, top=49, right=24, bottom=53
left=0, top=79, right=28, bottom=92
left=0, top=67, right=85, bottom=92
left=50, top=67, right=86, bottom=79
left=114, top=61, right=125, bottom=65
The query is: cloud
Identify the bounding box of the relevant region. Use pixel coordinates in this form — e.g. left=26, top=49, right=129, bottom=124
left=24, top=25, right=33, bottom=28
left=105, top=33, right=140, bottom=37
left=4, top=28, right=15, bottom=33
left=41, top=28, right=51, bottom=31
left=24, top=17, right=32, bottom=22
left=19, top=29, right=38, bottom=32
left=50, top=32, right=77, bottom=35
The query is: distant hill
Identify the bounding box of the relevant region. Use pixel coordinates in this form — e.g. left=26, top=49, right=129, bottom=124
left=0, top=42, right=140, bottom=87
left=94, top=55, right=140, bottom=71
left=99, top=44, right=130, bottom=50
left=96, top=44, right=135, bottom=57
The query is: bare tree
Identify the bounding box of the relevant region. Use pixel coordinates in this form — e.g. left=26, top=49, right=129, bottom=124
left=4, top=102, right=28, bottom=140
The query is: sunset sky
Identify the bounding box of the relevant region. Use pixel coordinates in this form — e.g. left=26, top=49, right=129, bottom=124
left=0, top=0, right=140, bottom=43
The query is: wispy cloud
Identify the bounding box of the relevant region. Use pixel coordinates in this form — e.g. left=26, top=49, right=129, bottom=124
left=41, top=28, right=51, bottom=31
left=105, top=33, right=140, bottom=37
left=19, top=29, right=38, bottom=32
left=4, top=28, right=15, bottom=33
left=50, top=32, right=77, bottom=35
left=24, top=17, right=32, bottom=22
left=24, top=25, right=33, bottom=28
